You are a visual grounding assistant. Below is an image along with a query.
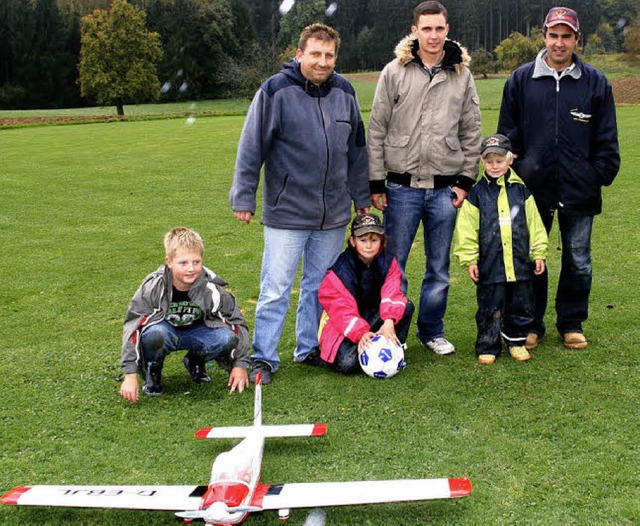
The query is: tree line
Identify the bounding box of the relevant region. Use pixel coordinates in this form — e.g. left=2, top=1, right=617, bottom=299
left=0, top=0, right=637, bottom=110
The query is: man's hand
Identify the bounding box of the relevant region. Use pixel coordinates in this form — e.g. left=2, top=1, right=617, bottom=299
left=371, top=193, right=387, bottom=211
left=451, top=186, right=468, bottom=208
left=233, top=211, right=252, bottom=224
left=228, top=367, right=249, bottom=394
left=120, top=373, right=139, bottom=404
left=534, top=259, right=546, bottom=275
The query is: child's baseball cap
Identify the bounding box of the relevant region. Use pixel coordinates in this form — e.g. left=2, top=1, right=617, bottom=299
left=544, top=7, right=580, bottom=34
left=351, top=213, right=385, bottom=237
left=481, top=134, right=512, bottom=158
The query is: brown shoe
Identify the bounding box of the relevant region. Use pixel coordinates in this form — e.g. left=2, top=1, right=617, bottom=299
left=478, top=354, right=496, bottom=364
left=563, top=332, right=588, bottom=349
left=525, top=332, right=544, bottom=350
left=509, top=346, right=531, bottom=362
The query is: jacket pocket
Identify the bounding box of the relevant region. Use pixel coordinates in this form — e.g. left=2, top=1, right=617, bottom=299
left=383, top=133, right=410, bottom=173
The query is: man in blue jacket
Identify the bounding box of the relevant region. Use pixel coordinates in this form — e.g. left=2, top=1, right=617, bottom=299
left=229, top=23, right=370, bottom=384
left=498, top=7, right=620, bottom=351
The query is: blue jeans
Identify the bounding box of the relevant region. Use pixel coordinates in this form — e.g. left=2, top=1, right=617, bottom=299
left=534, top=209, right=593, bottom=335
left=140, top=321, right=238, bottom=364
left=384, top=184, right=457, bottom=343
left=253, top=225, right=346, bottom=371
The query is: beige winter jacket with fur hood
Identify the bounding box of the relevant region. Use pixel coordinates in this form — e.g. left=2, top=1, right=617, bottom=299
left=368, top=36, right=481, bottom=193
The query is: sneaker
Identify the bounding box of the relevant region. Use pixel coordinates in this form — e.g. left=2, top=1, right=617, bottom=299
left=300, top=347, right=327, bottom=368
left=423, top=337, right=456, bottom=356
left=249, top=361, right=273, bottom=385
left=525, top=332, right=545, bottom=350
left=563, top=332, right=588, bottom=349
left=183, top=353, right=211, bottom=384
left=509, top=346, right=531, bottom=361
left=478, top=354, right=496, bottom=364
left=142, top=361, right=163, bottom=395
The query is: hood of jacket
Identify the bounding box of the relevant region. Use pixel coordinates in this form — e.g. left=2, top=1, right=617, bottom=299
left=394, top=35, right=470, bottom=72
left=280, top=59, right=339, bottom=98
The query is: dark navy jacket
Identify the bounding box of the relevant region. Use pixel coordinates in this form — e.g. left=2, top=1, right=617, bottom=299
left=230, top=60, right=370, bottom=230
left=455, top=170, right=548, bottom=285
left=498, top=52, right=620, bottom=215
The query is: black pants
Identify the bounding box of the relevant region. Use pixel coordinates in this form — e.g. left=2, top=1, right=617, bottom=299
left=331, top=301, right=415, bottom=374
left=475, top=281, right=535, bottom=356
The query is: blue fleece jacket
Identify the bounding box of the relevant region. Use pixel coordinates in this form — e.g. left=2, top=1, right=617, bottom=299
left=229, top=60, right=370, bottom=230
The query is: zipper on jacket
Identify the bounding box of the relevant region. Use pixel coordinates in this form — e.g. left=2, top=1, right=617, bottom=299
left=318, top=97, right=330, bottom=230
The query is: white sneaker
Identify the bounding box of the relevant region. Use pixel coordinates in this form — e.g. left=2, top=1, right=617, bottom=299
left=424, top=337, right=456, bottom=355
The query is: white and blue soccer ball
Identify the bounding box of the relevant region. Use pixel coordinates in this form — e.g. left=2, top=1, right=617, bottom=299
left=359, top=335, right=406, bottom=379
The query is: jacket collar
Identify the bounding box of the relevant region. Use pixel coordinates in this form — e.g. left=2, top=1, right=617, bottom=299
left=282, top=59, right=336, bottom=97
left=482, top=168, right=524, bottom=186
left=533, top=49, right=582, bottom=80
left=394, top=35, right=470, bottom=73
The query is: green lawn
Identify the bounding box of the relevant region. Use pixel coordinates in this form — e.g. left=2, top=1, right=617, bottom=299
left=0, top=93, right=638, bottom=525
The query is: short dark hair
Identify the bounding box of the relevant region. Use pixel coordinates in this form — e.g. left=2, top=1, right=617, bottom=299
left=298, top=23, right=341, bottom=55
left=413, top=1, right=448, bottom=24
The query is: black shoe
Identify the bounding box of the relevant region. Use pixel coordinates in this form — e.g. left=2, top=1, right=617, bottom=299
left=142, top=361, right=163, bottom=395
left=249, top=361, right=273, bottom=385
left=183, top=353, right=211, bottom=383
left=300, top=347, right=327, bottom=368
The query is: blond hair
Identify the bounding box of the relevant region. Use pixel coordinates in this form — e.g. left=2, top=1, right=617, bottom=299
left=482, top=151, right=516, bottom=163
left=164, top=227, right=204, bottom=259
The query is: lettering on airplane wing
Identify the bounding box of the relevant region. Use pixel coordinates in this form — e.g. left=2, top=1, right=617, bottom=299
left=59, top=489, right=158, bottom=497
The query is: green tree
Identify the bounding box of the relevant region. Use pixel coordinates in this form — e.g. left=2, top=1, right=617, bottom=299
left=584, top=33, right=605, bottom=57
left=470, top=48, right=499, bottom=78
left=622, top=14, right=640, bottom=63
left=494, top=31, right=538, bottom=71
left=79, top=0, right=162, bottom=115
left=276, top=0, right=326, bottom=51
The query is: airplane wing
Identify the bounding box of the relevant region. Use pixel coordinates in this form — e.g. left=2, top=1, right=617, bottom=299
left=1, top=485, right=206, bottom=511
left=252, top=477, right=472, bottom=509
left=195, top=424, right=327, bottom=439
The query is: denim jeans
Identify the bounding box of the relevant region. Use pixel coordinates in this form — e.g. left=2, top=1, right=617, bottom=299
left=533, top=208, right=593, bottom=336
left=384, top=183, right=457, bottom=342
left=140, top=321, right=238, bottom=364
left=252, top=225, right=346, bottom=371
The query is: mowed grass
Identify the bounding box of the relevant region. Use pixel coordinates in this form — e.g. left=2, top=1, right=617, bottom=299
left=0, top=85, right=639, bottom=525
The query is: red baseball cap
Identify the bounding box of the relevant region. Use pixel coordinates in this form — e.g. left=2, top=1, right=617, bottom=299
left=544, top=7, right=580, bottom=33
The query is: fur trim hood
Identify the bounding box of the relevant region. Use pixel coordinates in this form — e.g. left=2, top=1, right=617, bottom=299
left=394, top=34, right=471, bottom=72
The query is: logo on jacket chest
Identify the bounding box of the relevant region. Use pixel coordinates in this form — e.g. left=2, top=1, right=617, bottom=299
left=570, top=108, right=591, bottom=122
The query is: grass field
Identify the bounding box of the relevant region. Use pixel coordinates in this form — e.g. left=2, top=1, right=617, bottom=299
left=0, top=80, right=639, bottom=525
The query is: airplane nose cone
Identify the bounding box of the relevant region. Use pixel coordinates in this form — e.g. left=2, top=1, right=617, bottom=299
left=207, top=501, right=228, bottom=522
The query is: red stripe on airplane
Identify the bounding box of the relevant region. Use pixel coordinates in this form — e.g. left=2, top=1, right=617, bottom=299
left=448, top=477, right=473, bottom=498
left=312, top=424, right=328, bottom=436
left=249, top=483, right=271, bottom=508
left=1, top=486, right=32, bottom=505
left=194, top=428, right=212, bottom=438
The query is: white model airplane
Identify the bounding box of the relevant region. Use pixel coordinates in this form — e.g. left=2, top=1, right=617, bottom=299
left=2, top=374, right=472, bottom=524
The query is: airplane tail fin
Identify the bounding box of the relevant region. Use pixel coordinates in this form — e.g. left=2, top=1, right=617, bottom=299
left=253, top=372, right=262, bottom=427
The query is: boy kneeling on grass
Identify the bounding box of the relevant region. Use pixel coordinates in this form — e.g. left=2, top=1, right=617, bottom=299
left=455, top=134, right=548, bottom=364
left=313, top=213, right=414, bottom=373
left=119, top=227, right=250, bottom=403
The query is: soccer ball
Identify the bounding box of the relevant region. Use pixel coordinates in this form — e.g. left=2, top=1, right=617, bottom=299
left=359, top=335, right=406, bottom=379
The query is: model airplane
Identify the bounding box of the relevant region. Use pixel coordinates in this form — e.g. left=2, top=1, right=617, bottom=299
left=2, top=374, right=472, bottom=524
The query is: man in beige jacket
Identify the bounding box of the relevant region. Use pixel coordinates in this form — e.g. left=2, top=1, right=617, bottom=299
left=368, top=0, right=481, bottom=356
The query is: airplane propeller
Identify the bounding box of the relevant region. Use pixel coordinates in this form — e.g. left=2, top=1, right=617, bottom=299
left=175, top=501, right=262, bottom=522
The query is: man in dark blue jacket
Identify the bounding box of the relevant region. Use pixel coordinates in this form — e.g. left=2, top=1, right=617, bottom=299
left=498, top=7, right=620, bottom=351
left=229, top=23, right=370, bottom=383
